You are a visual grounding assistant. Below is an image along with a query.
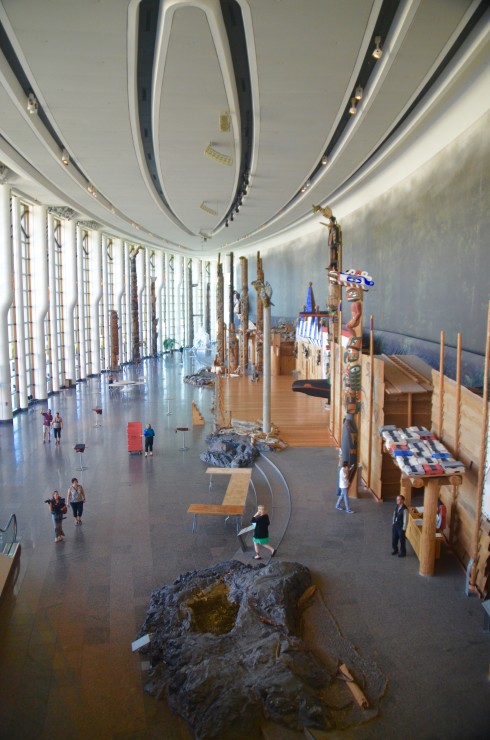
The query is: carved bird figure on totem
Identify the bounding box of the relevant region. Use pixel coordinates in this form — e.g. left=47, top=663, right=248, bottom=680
left=252, top=279, right=274, bottom=307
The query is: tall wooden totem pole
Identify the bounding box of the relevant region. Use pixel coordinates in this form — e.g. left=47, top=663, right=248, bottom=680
left=255, top=252, right=264, bottom=372
left=216, top=256, right=225, bottom=368
left=228, top=252, right=239, bottom=372
left=239, top=255, right=249, bottom=373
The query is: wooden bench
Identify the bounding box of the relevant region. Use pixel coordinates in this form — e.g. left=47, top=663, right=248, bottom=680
left=188, top=468, right=252, bottom=532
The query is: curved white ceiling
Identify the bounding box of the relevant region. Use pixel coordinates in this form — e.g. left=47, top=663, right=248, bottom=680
left=0, top=0, right=488, bottom=255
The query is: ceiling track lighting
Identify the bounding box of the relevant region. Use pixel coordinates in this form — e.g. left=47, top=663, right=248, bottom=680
left=372, top=36, right=383, bottom=60
left=200, top=202, right=218, bottom=216
left=204, top=143, right=233, bottom=167
left=355, top=85, right=363, bottom=101
left=321, top=155, right=328, bottom=166
left=61, top=149, right=70, bottom=166
left=349, top=98, right=357, bottom=115
left=27, top=92, right=38, bottom=115
left=219, top=111, right=231, bottom=132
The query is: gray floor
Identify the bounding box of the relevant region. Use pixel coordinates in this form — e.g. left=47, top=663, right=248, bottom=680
left=0, top=352, right=489, bottom=740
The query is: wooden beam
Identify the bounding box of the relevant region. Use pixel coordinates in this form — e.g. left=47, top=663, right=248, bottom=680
left=419, top=478, right=441, bottom=576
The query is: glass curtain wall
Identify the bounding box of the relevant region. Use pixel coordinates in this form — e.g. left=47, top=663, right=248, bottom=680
left=2, top=190, right=192, bottom=409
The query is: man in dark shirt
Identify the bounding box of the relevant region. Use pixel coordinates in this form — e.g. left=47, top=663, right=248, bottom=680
left=392, top=494, right=408, bottom=557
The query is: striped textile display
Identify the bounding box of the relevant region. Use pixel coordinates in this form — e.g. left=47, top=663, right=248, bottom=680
left=379, top=426, right=465, bottom=477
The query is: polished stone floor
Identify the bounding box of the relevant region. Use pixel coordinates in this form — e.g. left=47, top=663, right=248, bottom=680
left=0, top=353, right=489, bottom=740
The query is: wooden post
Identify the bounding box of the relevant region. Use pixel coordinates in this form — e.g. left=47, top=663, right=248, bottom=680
left=455, top=332, right=462, bottom=454
left=367, top=315, right=374, bottom=489
left=438, top=330, right=445, bottom=437
left=419, top=478, right=441, bottom=577
left=470, top=301, right=490, bottom=586
left=400, top=475, right=412, bottom=506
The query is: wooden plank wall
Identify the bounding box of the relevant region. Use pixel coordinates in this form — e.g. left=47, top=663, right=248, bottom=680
left=432, top=371, right=489, bottom=596
left=359, top=355, right=385, bottom=500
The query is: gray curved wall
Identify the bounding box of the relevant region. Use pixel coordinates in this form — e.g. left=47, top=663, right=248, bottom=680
left=255, top=112, right=489, bottom=371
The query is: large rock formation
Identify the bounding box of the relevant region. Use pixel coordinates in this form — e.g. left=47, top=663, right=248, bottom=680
left=136, top=560, right=334, bottom=738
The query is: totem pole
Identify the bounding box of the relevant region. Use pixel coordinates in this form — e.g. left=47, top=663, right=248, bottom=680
left=239, top=256, right=249, bottom=373
left=129, top=246, right=142, bottom=362
left=216, top=256, right=225, bottom=368
left=151, top=278, right=158, bottom=356
left=255, top=252, right=264, bottom=372
left=329, top=269, right=374, bottom=495
left=228, top=252, right=239, bottom=372
left=110, top=309, right=119, bottom=370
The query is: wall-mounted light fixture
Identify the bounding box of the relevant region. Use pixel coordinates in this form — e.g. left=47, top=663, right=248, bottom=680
left=372, top=36, right=383, bottom=60
left=349, top=98, right=357, bottom=115
left=354, top=86, right=363, bottom=101
left=27, top=92, right=38, bottom=115
left=61, top=149, right=70, bottom=165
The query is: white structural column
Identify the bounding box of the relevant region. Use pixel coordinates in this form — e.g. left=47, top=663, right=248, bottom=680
left=47, top=214, right=59, bottom=393
left=113, top=238, right=124, bottom=367
left=263, top=303, right=271, bottom=434
left=183, top=257, right=190, bottom=346
left=90, top=229, right=102, bottom=375
left=164, top=253, right=171, bottom=341
left=12, top=197, right=28, bottom=410
left=102, top=234, right=110, bottom=371
left=31, top=205, right=49, bottom=400
left=209, top=258, right=218, bottom=343
left=136, top=248, right=145, bottom=355
left=175, top=256, right=183, bottom=347
left=124, top=243, right=132, bottom=363
left=155, top=250, right=164, bottom=354
left=201, top=260, right=207, bottom=336
left=0, top=183, right=13, bottom=420
left=76, top=224, right=87, bottom=379
left=63, top=218, right=77, bottom=385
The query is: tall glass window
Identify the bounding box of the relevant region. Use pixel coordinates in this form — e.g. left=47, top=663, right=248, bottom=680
left=54, top=220, right=65, bottom=382
left=20, top=205, right=34, bottom=400
left=82, top=231, right=91, bottom=371
left=7, top=304, right=18, bottom=411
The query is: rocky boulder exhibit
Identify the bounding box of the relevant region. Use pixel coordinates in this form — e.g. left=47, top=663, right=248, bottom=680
left=136, top=560, right=336, bottom=738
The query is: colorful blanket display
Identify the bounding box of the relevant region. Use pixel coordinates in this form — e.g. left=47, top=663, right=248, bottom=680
left=379, top=425, right=465, bottom=477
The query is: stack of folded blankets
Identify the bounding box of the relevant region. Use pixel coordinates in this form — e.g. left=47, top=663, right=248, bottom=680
left=379, top=425, right=465, bottom=477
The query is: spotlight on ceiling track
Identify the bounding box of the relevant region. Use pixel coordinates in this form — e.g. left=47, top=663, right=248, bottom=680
left=27, top=92, right=38, bottom=114
left=321, top=156, right=328, bottom=166
left=372, top=36, right=383, bottom=60
left=230, top=213, right=234, bottom=222
left=349, top=98, right=357, bottom=115
left=354, top=86, right=363, bottom=101
left=225, top=220, right=229, bottom=227
left=61, top=149, right=70, bottom=166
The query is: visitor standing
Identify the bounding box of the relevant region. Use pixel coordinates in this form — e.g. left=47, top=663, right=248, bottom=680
left=46, top=490, right=66, bottom=542
left=392, top=494, right=408, bottom=557
left=251, top=505, right=276, bottom=559
left=67, top=477, right=86, bottom=526
left=41, top=409, right=53, bottom=443
left=336, top=461, right=354, bottom=513
left=144, top=424, right=155, bottom=457
left=51, top=412, right=63, bottom=445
